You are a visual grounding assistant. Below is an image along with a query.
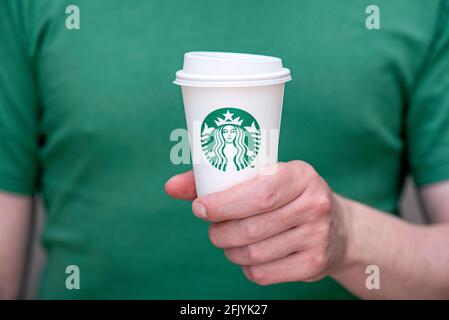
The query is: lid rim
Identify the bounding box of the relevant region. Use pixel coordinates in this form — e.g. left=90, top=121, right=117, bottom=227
left=185, top=51, right=282, bottom=63
left=173, top=75, right=292, bottom=88
left=174, top=68, right=292, bottom=86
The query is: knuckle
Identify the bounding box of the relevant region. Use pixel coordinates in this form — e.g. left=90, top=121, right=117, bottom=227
left=205, top=195, right=224, bottom=221
left=310, top=251, right=329, bottom=272
left=289, top=160, right=306, bottom=172
left=246, top=244, right=263, bottom=263
left=306, top=165, right=321, bottom=182
left=256, top=183, right=278, bottom=209
left=241, top=220, right=260, bottom=242
left=290, top=160, right=319, bottom=183
left=293, top=160, right=313, bottom=174
left=314, top=190, right=332, bottom=215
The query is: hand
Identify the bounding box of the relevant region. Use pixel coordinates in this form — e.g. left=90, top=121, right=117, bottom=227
left=165, top=161, right=352, bottom=285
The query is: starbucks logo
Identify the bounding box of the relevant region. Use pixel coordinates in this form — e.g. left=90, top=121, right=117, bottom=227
left=201, top=107, right=261, bottom=172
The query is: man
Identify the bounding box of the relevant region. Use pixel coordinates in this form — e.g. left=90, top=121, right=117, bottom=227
left=1, top=0, right=448, bottom=299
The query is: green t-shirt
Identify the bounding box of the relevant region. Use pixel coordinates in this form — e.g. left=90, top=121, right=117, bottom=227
left=1, top=0, right=449, bottom=299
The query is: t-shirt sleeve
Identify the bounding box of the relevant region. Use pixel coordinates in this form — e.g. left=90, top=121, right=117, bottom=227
left=407, top=0, right=449, bottom=186
left=0, top=1, right=40, bottom=195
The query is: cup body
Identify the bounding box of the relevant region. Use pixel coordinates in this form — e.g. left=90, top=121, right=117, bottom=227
left=181, top=83, right=285, bottom=196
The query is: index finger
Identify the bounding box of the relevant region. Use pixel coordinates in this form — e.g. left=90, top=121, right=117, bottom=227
left=192, top=161, right=310, bottom=222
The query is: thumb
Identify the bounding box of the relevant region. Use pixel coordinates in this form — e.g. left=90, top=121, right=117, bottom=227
left=164, top=170, right=197, bottom=200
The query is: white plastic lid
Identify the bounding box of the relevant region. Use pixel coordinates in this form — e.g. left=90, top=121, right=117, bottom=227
left=174, top=52, right=292, bottom=87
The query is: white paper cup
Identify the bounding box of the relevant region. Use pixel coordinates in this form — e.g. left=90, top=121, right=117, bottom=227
left=174, top=52, right=291, bottom=196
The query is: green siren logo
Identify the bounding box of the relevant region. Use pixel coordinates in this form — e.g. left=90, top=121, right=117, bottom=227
left=201, top=107, right=260, bottom=172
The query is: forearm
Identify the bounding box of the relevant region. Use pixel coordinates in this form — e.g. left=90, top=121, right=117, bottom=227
left=331, top=196, right=449, bottom=299
left=0, top=192, right=32, bottom=299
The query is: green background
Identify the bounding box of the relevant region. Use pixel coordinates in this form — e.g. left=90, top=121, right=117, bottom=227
left=1, top=0, right=449, bottom=299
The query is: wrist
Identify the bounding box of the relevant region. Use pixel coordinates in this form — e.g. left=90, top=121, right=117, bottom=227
left=329, top=194, right=360, bottom=276
left=329, top=196, right=409, bottom=279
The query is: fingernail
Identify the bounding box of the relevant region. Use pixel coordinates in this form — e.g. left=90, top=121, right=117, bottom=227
left=192, top=200, right=207, bottom=219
